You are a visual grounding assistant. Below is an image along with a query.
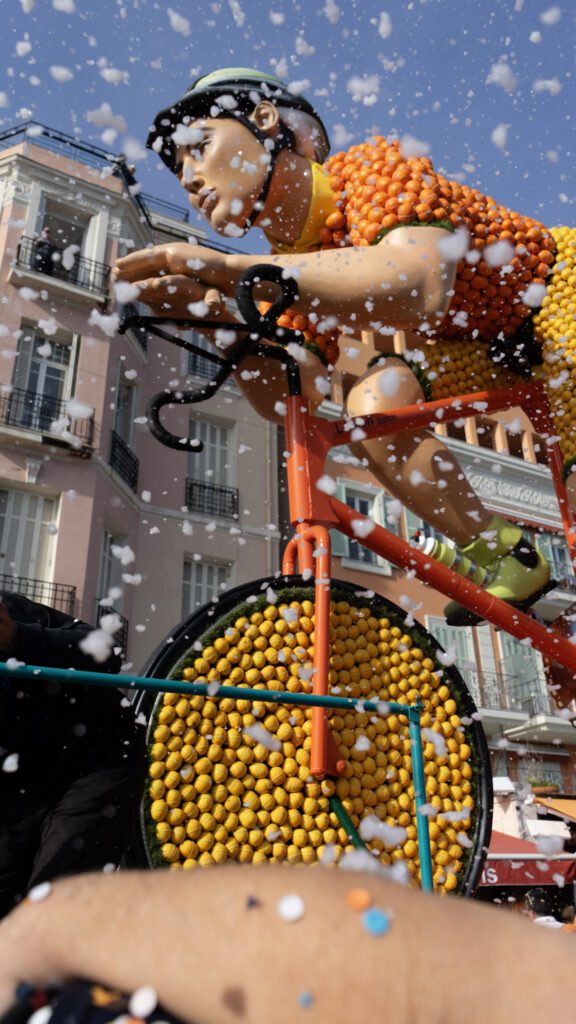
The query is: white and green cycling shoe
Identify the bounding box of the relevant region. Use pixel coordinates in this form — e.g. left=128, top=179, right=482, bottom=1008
left=414, top=516, right=554, bottom=627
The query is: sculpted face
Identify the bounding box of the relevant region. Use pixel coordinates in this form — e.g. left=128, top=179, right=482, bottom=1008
left=174, top=116, right=269, bottom=236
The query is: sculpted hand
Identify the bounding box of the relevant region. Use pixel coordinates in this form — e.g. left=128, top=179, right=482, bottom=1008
left=113, top=243, right=238, bottom=319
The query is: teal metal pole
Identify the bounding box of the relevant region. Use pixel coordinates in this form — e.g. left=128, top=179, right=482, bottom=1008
left=409, top=704, right=434, bottom=893
left=0, top=662, right=411, bottom=716
left=329, top=794, right=369, bottom=851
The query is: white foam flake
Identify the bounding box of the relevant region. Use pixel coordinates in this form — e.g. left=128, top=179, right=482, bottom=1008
left=377, top=366, right=403, bottom=397
left=535, top=834, right=565, bottom=857
left=351, top=518, right=375, bottom=539
left=533, top=77, right=562, bottom=96
left=114, top=281, right=141, bottom=304
left=347, top=74, right=380, bottom=105
left=436, top=645, right=457, bottom=667
left=66, top=397, right=94, bottom=420
left=316, top=474, right=337, bottom=495
left=86, top=102, right=127, bottom=133
left=359, top=815, right=407, bottom=848
left=484, top=240, right=515, bottom=267
left=88, top=309, right=120, bottom=337
left=167, top=7, right=191, bottom=34
left=2, top=753, right=19, bottom=773
left=377, top=11, right=392, bottom=38
left=486, top=62, right=518, bottom=94
left=28, top=881, right=52, bottom=902
left=244, top=723, right=281, bottom=752
left=49, top=65, right=74, bottom=82
left=111, top=543, right=135, bottom=566
left=521, top=283, right=547, bottom=308
left=129, top=988, right=158, bottom=1019
left=491, top=123, right=510, bottom=149
left=277, top=893, right=305, bottom=922
left=400, top=134, right=429, bottom=158
left=436, top=227, right=470, bottom=261
left=100, top=67, right=129, bottom=86
left=423, top=727, right=447, bottom=757
left=540, top=5, right=562, bottom=25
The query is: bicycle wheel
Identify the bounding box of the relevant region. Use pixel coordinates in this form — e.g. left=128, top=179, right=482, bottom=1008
left=132, top=575, right=492, bottom=896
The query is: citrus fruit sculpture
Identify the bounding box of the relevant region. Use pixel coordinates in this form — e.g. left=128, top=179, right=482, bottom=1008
left=140, top=579, right=491, bottom=895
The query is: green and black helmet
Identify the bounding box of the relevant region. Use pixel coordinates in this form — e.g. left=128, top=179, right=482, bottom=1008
left=147, top=67, right=330, bottom=169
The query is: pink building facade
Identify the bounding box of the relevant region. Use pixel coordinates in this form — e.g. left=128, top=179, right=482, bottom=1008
left=0, top=125, right=280, bottom=665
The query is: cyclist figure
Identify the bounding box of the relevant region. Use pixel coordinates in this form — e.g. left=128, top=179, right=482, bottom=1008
left=115, top=67, right=572, bottom=625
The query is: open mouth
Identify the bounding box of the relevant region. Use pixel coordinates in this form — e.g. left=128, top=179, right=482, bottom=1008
left=198, top=190, right=217, bottom=217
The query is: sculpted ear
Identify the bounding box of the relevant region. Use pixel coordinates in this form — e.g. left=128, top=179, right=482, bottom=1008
left=251, top=100, right=281, bottom=134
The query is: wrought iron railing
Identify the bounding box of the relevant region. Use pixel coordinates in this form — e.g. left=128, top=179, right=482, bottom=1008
left=0, top=387, right=95, bottom=447
left=110, top=431, right=139, bottom=492
left=96, top=602, right=129, bottom=656
left=120, top=303, right=150, bottom=353
left=463, top=669, right=556, bottom=716
left=186, top=478, right=239, bottom=520
left=15, top=236, right=111, bottom=295
left=0, top=574, right=76, bottom=615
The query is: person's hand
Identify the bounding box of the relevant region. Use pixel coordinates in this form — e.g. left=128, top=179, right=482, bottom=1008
left=0, top=603, right=17, bottom=656
left=113, top=244, right=235, bottom=318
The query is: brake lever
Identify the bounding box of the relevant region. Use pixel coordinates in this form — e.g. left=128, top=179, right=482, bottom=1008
left=142, top=264, right=304, bottom=452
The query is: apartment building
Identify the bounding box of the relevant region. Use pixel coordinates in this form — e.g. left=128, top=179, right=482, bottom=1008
left=0, top=122, right=281, bottom=663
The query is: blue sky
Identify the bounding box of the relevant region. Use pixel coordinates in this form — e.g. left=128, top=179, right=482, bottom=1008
left=3, top=0, right=575, bottom=250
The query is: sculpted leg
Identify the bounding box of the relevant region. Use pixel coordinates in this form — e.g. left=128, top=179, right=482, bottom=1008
left=346, top=359, right=492, bottom=545
left=346, top=358, right=551, bottom=624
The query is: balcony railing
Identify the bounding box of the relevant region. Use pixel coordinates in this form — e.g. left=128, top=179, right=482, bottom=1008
left=110, top=431, right=139, bottom=492
left=0, top=387, right=95, bottom=448
left=0, top=574, right=76, bottom=615
left=96, top=602, right=129, bottom=656
left=120, top=303, right=150, bottom=354
left=186, top=478, right=239, bottom=520
left=463, top=669, right=556, bottom=716
left=15, top=236, right=111, bottom=295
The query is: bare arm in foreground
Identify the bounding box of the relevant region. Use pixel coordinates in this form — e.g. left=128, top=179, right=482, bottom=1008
left=0, top=866, right=572, bottom=1024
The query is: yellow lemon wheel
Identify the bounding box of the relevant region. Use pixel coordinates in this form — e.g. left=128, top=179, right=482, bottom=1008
left=135, top=576, right=492, bottom=896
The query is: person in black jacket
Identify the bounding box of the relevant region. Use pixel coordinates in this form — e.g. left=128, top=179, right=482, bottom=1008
left=0, top=593, right=147, bottom=919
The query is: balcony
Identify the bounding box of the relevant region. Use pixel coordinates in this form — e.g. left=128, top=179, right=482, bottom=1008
left=465, top=669, right=556, bottom=717
left=109, top=431, right=139, bottom=492
left=15, top=236, right=111, bottom=296
left=0, top=574, right=75, bottom=615
left=186, top=478, right=239, bottom=520
left=120, top=303, right=150, bottom=354
left=96, top=602, right=129, bottom=656
left=0, top=387, right=95, bottom=450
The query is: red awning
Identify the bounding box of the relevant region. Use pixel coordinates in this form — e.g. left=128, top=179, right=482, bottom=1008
left=479, top=830, right=576, bottom=887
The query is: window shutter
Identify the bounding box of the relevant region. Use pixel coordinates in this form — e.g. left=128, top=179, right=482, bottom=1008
left=330, top=480, right=348, bottom=558
left=403, top=507, right=422, bottom=542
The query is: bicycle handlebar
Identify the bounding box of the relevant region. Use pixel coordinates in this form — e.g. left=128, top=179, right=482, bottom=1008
left=119, top=264, right=305, bottom=451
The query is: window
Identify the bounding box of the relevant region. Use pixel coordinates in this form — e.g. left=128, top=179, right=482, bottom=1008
left=190, top=419, right=231, bottom=486
left=498, top=632, right=550, bottom=715
left=11, top=329, right=72, bottom=431
left=345, top=492, right=377, bottom=564
left=426, top=616, right=480, bottom=704
left=187, top=331, right=219, bottom=380
left=403, top=508, right=444, bottom=544
left=114, top=382, right=138, bottom=448
left=535, top=531, right=574, bottom=583
left=97, top=530, right=127, bottom=611
left=330, top=482, right=398, bottom=572
left=0, top=488, right=57, bottom=582
left=182, top=558, right=230, bottom=616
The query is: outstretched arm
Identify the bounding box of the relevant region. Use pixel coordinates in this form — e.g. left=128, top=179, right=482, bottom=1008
left=114, top=226, right=457, bottom=332
left=0, top=866, right=571, bottom=1024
